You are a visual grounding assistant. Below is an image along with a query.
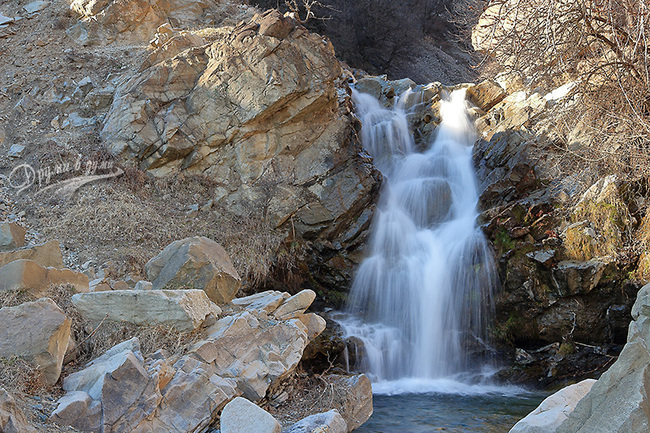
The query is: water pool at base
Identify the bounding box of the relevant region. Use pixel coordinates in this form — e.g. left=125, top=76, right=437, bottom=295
left=355, top=391, right=546, bottom=433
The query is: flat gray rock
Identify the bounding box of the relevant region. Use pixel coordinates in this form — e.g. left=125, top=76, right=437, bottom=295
left=23, top=0, right=49, bottom=14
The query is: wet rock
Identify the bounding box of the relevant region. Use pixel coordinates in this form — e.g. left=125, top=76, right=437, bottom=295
left=72, top=289, right=221, bottom=331
left=145, top=237, right=241, bottom=305
left=0, top=239, right=64, bottom=268
left=0, top=298, right=71, bottom=385
left=220, top=397, right=281, bottom=433
left=355, top=76, right=416, bottom=105
left=509, top=379, right=596, bottom=433
left=286, top=409, right=347, bottom=433
left=0, top=388, right=37, bottom=433
left=0, top=259, right=89, bottom=297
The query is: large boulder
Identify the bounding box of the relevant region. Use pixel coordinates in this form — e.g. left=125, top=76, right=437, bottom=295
left=0, top=298, right=71, bottom=385
left=0, top=240, right=64, bottom=268
left=52, top=338, right=158, bottom=432
left=553, top=283, right=650, bottom=432
left=231, top=290, right=290, bottom=313
left=135, top=355, right=238, bottom=432
left=101, top=13, right=378, bottom=246
left=467, top=79, right=506, bottom=111
left=0, top=259, right=89, bottom=297
left=71, top=289, right=221, bottom=331
left=220, top=397, right=281, bottom=433
left=0, top=388, right=37, bottom=433
left=145, top=237, right=241, bottom=304
left=509, top=379, right=596, bottom=433
left=197, top=310, right=312, bottom=401
left=272, top=289, right=316, bottom=320
left=326, top=374, right=373, bottom=432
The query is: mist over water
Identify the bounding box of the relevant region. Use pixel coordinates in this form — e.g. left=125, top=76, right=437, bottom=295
left=338, top=88, right=498, bottom=393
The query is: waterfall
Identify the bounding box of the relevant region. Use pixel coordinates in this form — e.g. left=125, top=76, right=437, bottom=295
left=338, top=88, right=497, bottom=391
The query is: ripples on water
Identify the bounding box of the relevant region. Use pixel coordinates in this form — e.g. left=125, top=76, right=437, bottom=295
left=356, top=390, right=546, bottom=433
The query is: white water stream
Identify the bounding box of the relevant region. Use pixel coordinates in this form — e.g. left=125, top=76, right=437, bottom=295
left=338, top=88, right=498, bottom=394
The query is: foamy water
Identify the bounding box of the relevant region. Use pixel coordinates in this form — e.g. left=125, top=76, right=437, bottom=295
left=339, top=87, right=498, bottom=390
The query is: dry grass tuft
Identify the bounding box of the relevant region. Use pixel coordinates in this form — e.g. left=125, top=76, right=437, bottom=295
left=0, top=289, right=35, bottom=309
left=74, top=322, right=202, bottom=367
left=29, top=174, right=287, bottom=288
left=0, top=357, right=46, bottom=396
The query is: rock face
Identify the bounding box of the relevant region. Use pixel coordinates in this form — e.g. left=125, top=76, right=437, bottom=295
left=220, top=397, right=281, bottom=433
left=101, top=13, right=378, bottom=257
left=468, top=71, right=644, bottom=385
left=71, top=289, right=221, bottom=331
left=0, top=298, right=71, bottom=385
left=0, top=259, right=89, bottom=297
left=509, top=379, right=596, bottom=433
left=286, top=410, right=347, bottom=433
left=253, top=0, right=477, bottom=85
left=0, top=388, right=37, bottom=433
left=553, top=283, right=650, bottom=432
left=145, top=237, right=241, bottom=304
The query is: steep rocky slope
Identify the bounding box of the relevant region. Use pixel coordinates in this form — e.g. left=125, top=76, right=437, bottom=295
left=252, top=0, right=478, bottom=85
left=0, top=0, right=380, bottom=306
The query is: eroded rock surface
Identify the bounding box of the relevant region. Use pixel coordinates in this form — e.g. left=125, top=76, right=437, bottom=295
left=72, top=289, right=221, bottom=331
left=0, top=298, right=71, bottom=385
left=52, top=288, right=328, bottom=432
left=101, top=13, right=379, bottom=258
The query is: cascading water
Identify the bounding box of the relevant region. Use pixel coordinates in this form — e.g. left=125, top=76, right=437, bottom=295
left=338, top=88, right=497, bottom=391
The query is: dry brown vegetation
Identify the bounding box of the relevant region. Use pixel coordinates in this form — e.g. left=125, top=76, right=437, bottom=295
left=473, top=0, right=650, bottom=180
left=20, top=168, right=288, bottom=288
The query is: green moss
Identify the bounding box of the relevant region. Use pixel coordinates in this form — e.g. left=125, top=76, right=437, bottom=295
left=558, top=342, right=576, bottom=355
left=494, top=228, right=516, bottom=253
